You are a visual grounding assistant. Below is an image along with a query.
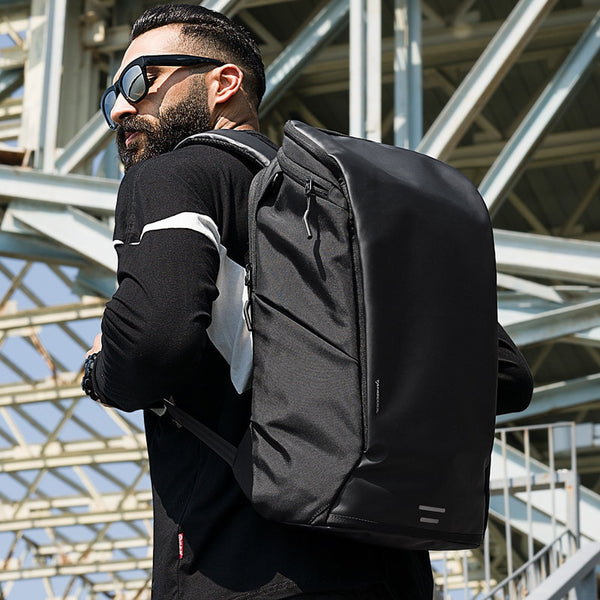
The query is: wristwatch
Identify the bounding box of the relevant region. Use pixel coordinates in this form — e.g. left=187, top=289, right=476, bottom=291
left=81, top=352, right=102, bottom=401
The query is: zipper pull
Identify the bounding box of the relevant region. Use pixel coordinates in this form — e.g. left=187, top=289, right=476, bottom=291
left=303, top=178, right=314, bottom=239
left=243, top=264, right=253, bottom=331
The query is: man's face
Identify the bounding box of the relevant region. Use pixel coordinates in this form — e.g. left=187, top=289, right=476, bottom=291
left=110, top=25, right=213, bottom=170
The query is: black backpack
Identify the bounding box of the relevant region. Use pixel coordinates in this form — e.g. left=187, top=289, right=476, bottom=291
left=166, top=120, right=498, bottom=550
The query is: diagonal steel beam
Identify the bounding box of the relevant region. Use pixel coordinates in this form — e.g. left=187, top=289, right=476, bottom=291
left=495, top=229, right=600, bottom=286
left=496, top=273, right=564, bottom=304
left=418, top=0, right=558, bottom=160
left=479, top=9, right=600, bottom=213
left=0, top=231, right=89, bottom=266
left=6, top=202, right=116, bottom=272
left=0, top=68, right=23, bottom=101
left=260, top=0, right=350, bottom=116
left=503, top=299, right=600, bottom=347
left=55, top=111, right=113, bottom=175
left=200, top=0, right=242, bottom=15
left=496, top=373, right=600, bottom=425
left=0, top=166, right=118, bottom=215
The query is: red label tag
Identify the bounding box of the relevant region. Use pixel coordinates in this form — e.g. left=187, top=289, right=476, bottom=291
left=178, top=532, right=184, bottom=559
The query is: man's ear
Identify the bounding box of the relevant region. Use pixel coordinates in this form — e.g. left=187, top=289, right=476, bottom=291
left=206, top=64, right=244, bottom=107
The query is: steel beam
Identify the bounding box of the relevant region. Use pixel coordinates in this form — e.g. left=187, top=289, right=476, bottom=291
left=570, top=327, right=600, bottom=348
left=38, top=0, right=67, bottom=172
left=1, top=492, right=151, bottom=521
left=37, top=536, right=151, bottom=557
left=0, top=166, right=118, bottom=215
left=504, top=299, right=600, bottom=347
left=0, top=231, right=88, bottom=266
left=6, top=203, right=116, bottom=272
left=73, top=266, right=117, bottom=298
left=523, top=542, right=600, bottom=600
left=394, top=0, right=422, bottom=149
left=0, top=68, right=23, bottom=101
left=0, top=445, right=147, bottom=472
left=0, top=507, right=153, bottom=533
left=200, top=0, right=242, bottom=15
left=0, top=557, right=152, bottom=581
left=479, top=9, right=600, bottom=213
left=0, top=376, right=87, bottom=407
left=0, top=300, right=105, bottom=333
left=418, top=0, right=557, bottom=161
left=449, top=127, right=600, bottom=170
left=496, top=273, right=564, bottom=304
left=0, top=232, right=115, bottom=297
left=349, top=0, right=366, bottom=138
left=495, top=229, right=600, bottom=286
left=260, top=0, right=350, bottom=117
left=55, top=111, right=112, bottom=175
left=496, top=373, right=600, bottom=425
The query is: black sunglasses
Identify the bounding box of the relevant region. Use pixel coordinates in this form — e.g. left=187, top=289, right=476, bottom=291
left=101, top=54, right=225, bottom=129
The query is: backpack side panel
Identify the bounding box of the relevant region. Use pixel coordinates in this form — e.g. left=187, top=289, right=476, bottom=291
left=247, top=148, right=365, bottom=525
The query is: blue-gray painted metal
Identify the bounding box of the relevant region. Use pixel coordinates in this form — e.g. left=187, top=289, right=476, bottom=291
left=495, top=229, right=600, bottom=285
left=74, top=267, right=117, bottom=298
left=489, top=438, right=600, bottom=544
left=479, top=10, right=600, bottom=212
left=260, top=0, right=350, bottom=116
left=38, top=0, right=67, bottom=172
left=496, top=373, right=600, bottom=425
left=6, top=202, right=116, bottom=272
left=418, top=0, right=557, bottom=160
left=0, top=231, right=88, bottom=266
left=522, top=542, right=600, bottom=600
left=0, top=166, right=118, bottom=215
left=349, top=0, right=366, bottom=138
left=394, top=0, right=422, bottom=149
left=0, top=69, right=23, bottom=101
left=200, top=0, right=240, bottom=15
left=504, top=298, right=600, bottom=347
left=55, top=112, right=112, bottom=175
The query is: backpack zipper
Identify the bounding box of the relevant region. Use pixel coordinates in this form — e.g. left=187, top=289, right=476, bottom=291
left=246, top=167, right=282, bottom=331
left=243, top=264, right=253, bottom=331
left=304, top=178, right=315, bottom=239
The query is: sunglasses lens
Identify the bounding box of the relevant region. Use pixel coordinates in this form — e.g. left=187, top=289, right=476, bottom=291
left=101, top=88, right=118, bottom=129
left=122, top=65, right=147, bottom=101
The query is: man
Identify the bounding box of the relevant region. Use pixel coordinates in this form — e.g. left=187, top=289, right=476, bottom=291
left=83, top=4, right=437, bottom=599
left=83, top=4, right=532, bottom=599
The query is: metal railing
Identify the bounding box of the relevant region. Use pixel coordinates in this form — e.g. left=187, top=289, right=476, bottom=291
left=432, top=422, right=598, bottom=599
left=478, top=531, right=575, bottom=599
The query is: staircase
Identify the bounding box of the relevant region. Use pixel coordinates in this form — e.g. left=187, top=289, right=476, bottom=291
left=431, top=423, right=600, bottom=599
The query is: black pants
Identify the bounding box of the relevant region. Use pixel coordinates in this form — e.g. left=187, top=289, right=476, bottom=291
left=288, top=584, right=395, bottom=599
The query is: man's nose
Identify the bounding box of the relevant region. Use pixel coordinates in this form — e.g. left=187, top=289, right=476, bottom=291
left=110, top=92, right=138, bottom=126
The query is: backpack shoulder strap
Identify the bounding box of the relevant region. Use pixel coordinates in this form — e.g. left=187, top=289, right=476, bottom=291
left=164, top=399, right=237, bottom=467
left=175, top=129, right=277, bottom=170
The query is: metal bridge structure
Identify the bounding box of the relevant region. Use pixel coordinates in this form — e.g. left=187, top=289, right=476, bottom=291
left=0, top=0, right=599, bottom=598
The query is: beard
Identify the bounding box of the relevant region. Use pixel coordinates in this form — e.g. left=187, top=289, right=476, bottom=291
left=116, top=79, right=211, bottom=171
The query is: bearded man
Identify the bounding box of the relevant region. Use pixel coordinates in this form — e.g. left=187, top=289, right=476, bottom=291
left=81, top=4, right=436, bottom=599
left=82, top=4, right=533, bottom=600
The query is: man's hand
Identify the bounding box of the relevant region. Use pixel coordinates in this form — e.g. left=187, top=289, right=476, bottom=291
left=86, top=333, right=102, bottom=357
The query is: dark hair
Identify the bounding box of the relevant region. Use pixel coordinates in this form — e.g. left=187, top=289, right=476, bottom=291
left=130, top=4, right=265, bottom=107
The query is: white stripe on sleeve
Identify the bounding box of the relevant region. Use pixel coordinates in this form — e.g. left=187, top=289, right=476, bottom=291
left=115, top=211, right=252, bottom=394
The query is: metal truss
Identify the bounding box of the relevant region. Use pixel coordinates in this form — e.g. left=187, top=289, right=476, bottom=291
left=1, top=0, right=600, bottom=598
